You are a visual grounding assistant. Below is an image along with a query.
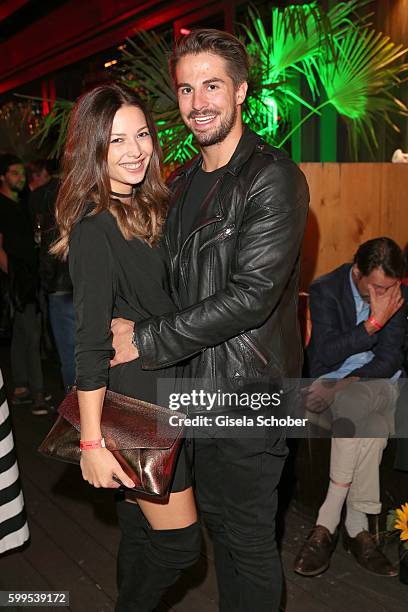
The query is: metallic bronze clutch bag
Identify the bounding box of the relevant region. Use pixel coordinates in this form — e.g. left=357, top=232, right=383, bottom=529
left=38, top=387, right=186, bottom=498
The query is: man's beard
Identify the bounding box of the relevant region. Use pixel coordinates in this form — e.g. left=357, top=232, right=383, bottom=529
left=6, top=180, right=24, bottom=194
left=191, top=105, right=237, bottom=147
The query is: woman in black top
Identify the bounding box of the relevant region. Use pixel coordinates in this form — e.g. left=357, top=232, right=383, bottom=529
left=52, top=83, right=200, bottom=612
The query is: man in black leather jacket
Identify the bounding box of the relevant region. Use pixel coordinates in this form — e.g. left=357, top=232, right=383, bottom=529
left=112, top=29, right=309, bottom=611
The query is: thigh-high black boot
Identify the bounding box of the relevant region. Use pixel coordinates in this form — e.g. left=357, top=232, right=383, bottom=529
left=115, top=521, right=201, bottom=612
left=116, top=499, right=150, bottom=594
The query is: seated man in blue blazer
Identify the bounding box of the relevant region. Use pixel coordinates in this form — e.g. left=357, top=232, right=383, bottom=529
left=295, top=237, right=406, bottom=577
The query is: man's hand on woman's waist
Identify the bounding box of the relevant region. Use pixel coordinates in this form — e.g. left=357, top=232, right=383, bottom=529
left=110, top=318, right=139, bottom=367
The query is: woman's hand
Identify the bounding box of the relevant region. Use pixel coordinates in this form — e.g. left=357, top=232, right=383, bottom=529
left=80, top=447, right=135, bottom=489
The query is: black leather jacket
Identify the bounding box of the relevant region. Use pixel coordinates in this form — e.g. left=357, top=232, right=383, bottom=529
left=136, top=128, right=309, bottom=387
left=35, top=179, right=73, bottom=294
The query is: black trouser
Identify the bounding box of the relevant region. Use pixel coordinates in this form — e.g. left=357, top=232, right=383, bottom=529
left=193, top=430, right=288, bottom=612
left=10, top=302, right=43, bottom=394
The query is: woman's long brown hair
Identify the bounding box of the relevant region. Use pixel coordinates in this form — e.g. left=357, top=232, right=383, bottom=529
left=51, top=82, right=168, bottom=259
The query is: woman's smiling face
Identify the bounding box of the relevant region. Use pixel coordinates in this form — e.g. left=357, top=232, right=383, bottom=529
left=107, top=104, right=153, bottom=193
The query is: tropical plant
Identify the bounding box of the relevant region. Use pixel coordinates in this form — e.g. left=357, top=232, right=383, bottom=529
left=314, top=27, right=408, bottom=158
left=0, top=100, right=47, bottom=160
left=34, top=98, right=75, bottom=159
left=243, top=1, right=407, bottom=157
left=24, top=0, right=408, bottom=164
left=242, top=0, right=367, bottom=121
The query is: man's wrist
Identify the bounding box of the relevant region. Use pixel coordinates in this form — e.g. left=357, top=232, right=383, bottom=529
left=364, top=318, right=378, bottom=336
left=131, top=323, right=139, bottom=351
left=367, top=315, right=383, bottom=330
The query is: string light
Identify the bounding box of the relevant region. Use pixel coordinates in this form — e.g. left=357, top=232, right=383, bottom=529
left=0, top=101, right=43, bottom=137
left=104, top=59, right=118, bottom=68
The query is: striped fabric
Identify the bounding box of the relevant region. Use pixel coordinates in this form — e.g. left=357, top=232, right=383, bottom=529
left=0, top=371, right=29, bottom=554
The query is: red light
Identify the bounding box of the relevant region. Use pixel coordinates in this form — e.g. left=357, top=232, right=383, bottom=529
left=180, top=28, right=191, bottom=35
left=41, top=79, right=49, bottom=116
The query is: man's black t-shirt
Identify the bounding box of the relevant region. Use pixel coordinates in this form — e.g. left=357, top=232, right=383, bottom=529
left=0, top=192, right=38, bottom=307
left=0, top=193, right=36, bottom=264
left=181, top=164, right=227, bottom=241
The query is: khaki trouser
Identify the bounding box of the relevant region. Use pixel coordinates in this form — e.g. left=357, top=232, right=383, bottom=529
left=328, top=380, right=399, bottom=515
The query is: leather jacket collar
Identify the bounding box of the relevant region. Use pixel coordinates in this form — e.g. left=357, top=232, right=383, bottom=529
left=176, top=126, right=263, bottom=180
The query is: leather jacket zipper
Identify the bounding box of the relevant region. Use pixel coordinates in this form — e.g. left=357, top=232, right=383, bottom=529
left=164, top=233, right=181, bottom=309
left=198, top=224, right=235, bottom=252
left=240, top=333, right=268, bottom=366
left=180, top=216, right=221, bottom=289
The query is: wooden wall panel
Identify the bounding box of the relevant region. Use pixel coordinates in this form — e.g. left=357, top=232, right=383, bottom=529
left=375, top=0, right=408, bottom=46
left=299, top=163, right=407, bottom=290
left=379, top=164, right=408, bottom=243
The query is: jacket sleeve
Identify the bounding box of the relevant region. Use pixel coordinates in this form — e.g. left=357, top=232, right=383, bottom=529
left=135, top=158, right=309, bottom=369
left=347, top=306, right=407, bottom=378
left=308, top=282, right=376, bottom=368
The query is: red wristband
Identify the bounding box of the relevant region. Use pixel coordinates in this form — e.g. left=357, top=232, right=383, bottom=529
left=367, top=315, right=382, bottom=331
left=80, top=437, right=106, bottom=451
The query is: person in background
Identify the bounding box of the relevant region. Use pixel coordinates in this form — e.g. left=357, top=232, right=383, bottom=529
left=295, top=237, right=406, bottom=578
left=0, top=154, right=48, bottom=415
left=27, top=161, right=57, bottom=360
left=26, top=160, right=51, bottom=193
left=37, top=176, right=75, bottom=390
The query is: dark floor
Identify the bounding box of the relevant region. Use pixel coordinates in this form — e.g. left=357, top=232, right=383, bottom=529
left=1, top=347, right=408, bottom=612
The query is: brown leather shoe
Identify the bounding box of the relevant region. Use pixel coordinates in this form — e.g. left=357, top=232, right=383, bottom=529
left=294, top=525, right=337, bottom=576
left=343, top=529, right=398, bottom=576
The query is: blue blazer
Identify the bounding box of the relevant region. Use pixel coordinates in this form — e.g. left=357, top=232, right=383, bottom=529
left=307, top=263, right=407, bottom=379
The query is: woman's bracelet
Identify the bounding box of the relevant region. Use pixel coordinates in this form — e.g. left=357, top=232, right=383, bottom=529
left=79, top=437, right=106, bottom=451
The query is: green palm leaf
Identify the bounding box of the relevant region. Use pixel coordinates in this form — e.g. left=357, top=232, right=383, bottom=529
left=121, top=31, right=175, bottom=110
left=315, top=27, right=408, bottom=157
left=243, top=2, right=369, bottom=95
left=15, top=95, right=74, bottom=159
left=242, top=1, right=371, bottom=144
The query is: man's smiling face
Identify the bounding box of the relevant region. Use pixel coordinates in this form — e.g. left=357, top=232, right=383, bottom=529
left=175, top=52, right=247, bottom=147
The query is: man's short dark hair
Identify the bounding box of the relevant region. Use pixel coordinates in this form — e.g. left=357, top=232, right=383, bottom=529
left=169, top=29, right=249, bottom=88
left=353, top=237, right=404, bottom=279
left=26, top=159, right=49, bottom=182
left=0, top=154, right=23, bottom=176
